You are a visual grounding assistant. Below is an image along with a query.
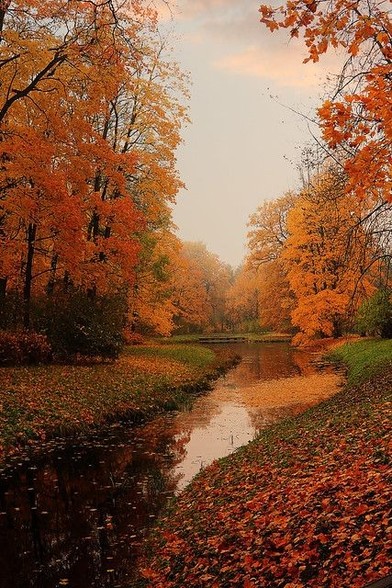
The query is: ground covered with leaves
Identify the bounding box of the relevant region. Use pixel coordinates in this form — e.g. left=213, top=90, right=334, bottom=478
left=141, top=340, right=392, bottom=587
left=0, top=343, right=237, bottom=465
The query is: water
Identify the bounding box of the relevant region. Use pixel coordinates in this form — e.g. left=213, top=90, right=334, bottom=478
left=0, top=343, right=342, bottom=588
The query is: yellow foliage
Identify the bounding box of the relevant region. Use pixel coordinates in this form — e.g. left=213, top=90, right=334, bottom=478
left=284, top=167, right=376, bottom=340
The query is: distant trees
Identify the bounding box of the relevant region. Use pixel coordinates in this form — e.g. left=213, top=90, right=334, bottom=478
left=225, top=265, right=260, bottom=333
left=171, top=242, right=233, bottom=334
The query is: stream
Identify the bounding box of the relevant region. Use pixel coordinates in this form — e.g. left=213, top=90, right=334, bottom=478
left=0, top=342, right=342, bottom=588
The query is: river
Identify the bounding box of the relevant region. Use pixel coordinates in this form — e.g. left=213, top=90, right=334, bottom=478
left=0, top=342, right=342, bottom=588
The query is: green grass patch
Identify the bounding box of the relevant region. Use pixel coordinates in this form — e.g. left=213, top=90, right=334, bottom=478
left=328, top=338, right=392, bottom=385
left=124, top=344, right=215, bottom=369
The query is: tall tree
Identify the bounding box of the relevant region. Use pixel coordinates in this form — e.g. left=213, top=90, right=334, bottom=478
left=247, top=192, right=296, bottom=331
left=284, top=166, right=375, bottom=343
left=171, top=242, right=233, bottom=333
left=225, top=265, right=260, bottom=332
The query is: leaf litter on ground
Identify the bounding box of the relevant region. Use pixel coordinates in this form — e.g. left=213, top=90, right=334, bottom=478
left=141, top=348, right=392, bottom=588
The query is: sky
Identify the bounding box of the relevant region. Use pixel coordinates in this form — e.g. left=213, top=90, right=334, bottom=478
left=157, top=0, right=341, bottom=268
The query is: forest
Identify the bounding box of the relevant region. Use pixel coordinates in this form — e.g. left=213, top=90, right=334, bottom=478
left=0, top=0, right=391, bottom=363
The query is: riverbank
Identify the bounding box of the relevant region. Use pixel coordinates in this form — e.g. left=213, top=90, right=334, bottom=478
left=0, top=343, right=239, bottom=467
left=141, top=339, right=392, bottom=587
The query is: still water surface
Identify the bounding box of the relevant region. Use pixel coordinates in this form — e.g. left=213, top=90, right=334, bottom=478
left=0, top=343, right=341, bottom=588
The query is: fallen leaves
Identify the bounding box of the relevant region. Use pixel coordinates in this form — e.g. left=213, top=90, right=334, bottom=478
left=143, top=367, right=392, bottom=587
left=0, top=344, right=228, bottom=463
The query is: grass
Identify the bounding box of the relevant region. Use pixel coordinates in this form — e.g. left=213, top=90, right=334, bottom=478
left=141, top=338, right=392, bottom=587
left=0, top=343, right=237, bottom=465
left=328, top=338, right=392, bottom=385
left=124, top=343, right=215, bottom=369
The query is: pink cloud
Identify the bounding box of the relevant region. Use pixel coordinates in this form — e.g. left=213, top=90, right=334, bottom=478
left=178, top=0, right=240, bottom=18
left=213, top=44, right=342, bottom=88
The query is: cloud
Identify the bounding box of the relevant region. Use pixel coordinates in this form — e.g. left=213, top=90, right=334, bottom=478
left=213, top=44, right=342, bottom=88
left=176, top=0, right=241, bottom=19
left=168, top=1, right=276, bottom=50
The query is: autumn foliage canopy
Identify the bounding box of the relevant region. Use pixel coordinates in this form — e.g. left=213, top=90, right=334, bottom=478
left=0, top=0, right=191, bottom=347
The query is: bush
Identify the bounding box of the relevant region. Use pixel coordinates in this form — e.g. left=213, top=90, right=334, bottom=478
left=355, top=288, right=392, bottom=338
left=0, top=331, right=52, bottom=365
left=123, top=331, right=145, bottom=345
left=36, top=290, right=127, bottom=359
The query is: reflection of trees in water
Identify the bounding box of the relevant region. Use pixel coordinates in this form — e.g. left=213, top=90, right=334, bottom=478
left=291, top=350, right=319, bottom=376
left=230, top=343, right=323, bottom=382
left=0, top=418, right=194, bottom=588
left=248, top=402, right=312, bottom=432
left=170, top=396, right=222, bottom=431
left=224, top=343, right=304, bottom=383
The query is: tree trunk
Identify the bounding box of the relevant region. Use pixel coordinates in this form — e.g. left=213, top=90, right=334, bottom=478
left=23, top=222, right=36, bottom=329
left=46, top=254, right=58, bottom=295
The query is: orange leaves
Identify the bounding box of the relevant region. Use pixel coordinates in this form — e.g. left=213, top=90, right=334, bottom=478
left=259, top=0, right=392, bottom=205
left=284, top=168, right=375, bottom=341
left=0, top=0, right=189, bottom=334
left=169, top=241, right=232, bottom=333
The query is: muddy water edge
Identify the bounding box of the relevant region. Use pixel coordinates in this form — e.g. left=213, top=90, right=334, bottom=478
left=0, top=342, right=343, bottom=588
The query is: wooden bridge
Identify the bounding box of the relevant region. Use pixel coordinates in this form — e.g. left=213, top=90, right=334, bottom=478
left=198, top=336, right=247, bottom=344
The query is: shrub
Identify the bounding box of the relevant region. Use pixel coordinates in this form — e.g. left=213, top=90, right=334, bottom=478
left=123, top=331, right=145, bottom=345
left=18, top=331, right=52, bottom=363
left=0, top=330, right=52, bottom=365
left=37, top=290, right=127, bottom=359
left=355, top=288, right=392, bottom=338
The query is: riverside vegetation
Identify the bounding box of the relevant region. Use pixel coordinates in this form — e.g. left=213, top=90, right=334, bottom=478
left=139, top=339, right=392, bottom=588
left=0, top=343, right=238, bottom=466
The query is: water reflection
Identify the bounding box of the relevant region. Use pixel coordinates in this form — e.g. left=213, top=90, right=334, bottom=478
left=0, top=343, right=342, bottom=588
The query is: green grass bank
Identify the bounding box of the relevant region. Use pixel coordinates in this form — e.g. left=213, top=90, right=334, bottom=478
left=141, top=339, right=392, bottom=588
left=0, top=343, right=238, bottom=466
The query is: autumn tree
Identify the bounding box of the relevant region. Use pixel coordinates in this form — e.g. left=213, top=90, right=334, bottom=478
left=128, top=229, right=180, bottom=336
left=0, top=0, right=188, bottom=348
left=225, top=265, right=260, bottom=332
left=259, top=0, right=392, bottom=203
left=284, top=166, right=376, bottom=343
left=247, top=192, right=296, bottom=332
left=171, top=242, right=233, bottom=334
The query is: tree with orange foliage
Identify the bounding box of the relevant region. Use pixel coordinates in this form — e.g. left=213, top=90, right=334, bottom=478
left=247, top=193, right=296, bottom=332
left=0, top=0, right=188, bottom=339
left=127, top=230, right=180, bottom=337
left=170, top=245, right=213, bottom=332
left=171, top=242, right=233, bottom=334
left=259, top=0, right=392, bottom=204
left=284, top=166, right=375, bottom=343
left=225, top=265, right=260, bottom=332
